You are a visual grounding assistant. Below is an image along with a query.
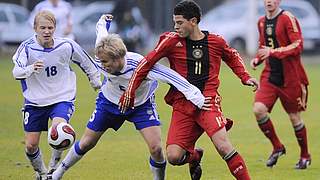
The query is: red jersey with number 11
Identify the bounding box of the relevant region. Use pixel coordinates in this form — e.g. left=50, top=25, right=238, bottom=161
left=129, top=31, right=251, bottom=106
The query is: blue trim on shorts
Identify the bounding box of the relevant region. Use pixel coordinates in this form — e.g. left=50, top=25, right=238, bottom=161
left=22, top=102, right=74, bottom=132
left=87, top=92, right=160, bottom=132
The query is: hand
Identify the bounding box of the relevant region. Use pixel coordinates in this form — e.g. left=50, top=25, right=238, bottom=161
left=257, top=46, right=271, bottom=60
left=250, top=58, right=263, bottom=70
left=105, top=14, right=113, bottom=21
left=33, top=60, right=44, bottom=73
left=245, top=78, right=259, bottom=92
left=89, top=73, right=102, bottom=91
left=201, top=97, right=213, bottom=111
left=118, top=91, right=135, bottom=113
left=104, top=14, right=113, bottom=31
left=90, top=80, right=102, bottom=91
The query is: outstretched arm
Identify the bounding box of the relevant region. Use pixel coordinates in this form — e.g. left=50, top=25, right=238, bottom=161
left=222, top=43, right=259, bottom=91
left=147, top=63, right=210, bottom=109
left=70, top=39, right=102, bottom=91
left=95, top=14, right=113, bottom=47
left=119, top=32, right=175, bottom=113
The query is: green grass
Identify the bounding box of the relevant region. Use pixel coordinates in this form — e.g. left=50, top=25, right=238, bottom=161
left=0, top=55, right=319, bottom=179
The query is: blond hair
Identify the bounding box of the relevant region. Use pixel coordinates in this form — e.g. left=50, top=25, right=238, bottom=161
left=95, top=34, right=127, bottom=60
left=34, top=10, right=56, bottom=28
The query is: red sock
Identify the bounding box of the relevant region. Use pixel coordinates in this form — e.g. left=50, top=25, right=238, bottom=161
left=258, top=117, right=283, bottom=150
left=294, top=125, right=310, bottom=158
left=225, top=152, right=250, bottom=180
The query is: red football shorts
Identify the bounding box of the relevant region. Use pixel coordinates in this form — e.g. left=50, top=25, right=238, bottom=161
left=255, top=79, right=308, bottom=113
left=166, top=95, right=226, bottom=153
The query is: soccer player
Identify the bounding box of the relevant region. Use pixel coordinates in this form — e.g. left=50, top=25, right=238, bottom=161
left=250, top=0, right=310, bottom=169
left=119, top=1, right=259, bottom=179
left=12, top=11, right=101, bottom=179
left=51, top=14, right=211, bottom=180
left=29, top=0, right=74, bottom=39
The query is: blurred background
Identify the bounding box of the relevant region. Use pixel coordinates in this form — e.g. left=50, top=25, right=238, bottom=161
left=0, top=0, right=320, bottom=55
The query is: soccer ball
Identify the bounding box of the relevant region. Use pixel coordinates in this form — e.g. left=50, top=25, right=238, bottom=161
left=48, top=122, right=76, bottom=151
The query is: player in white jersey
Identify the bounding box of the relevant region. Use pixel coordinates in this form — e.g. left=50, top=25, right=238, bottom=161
left=12, top=11, right=101, bottom=180
left=29, top=0, right=74, bottom=39
left=51, top=15, right=212, bottom=180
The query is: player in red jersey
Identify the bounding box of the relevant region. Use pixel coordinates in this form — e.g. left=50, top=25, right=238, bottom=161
left=119, top=1, right=258, bottom=179
left=250, top=0, right=310, bottom=169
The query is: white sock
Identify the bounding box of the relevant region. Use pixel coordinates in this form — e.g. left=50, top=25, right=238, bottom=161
left=48, top=149, right=63, bottom=171
left=149, top=157, right=166, bottom=180
left=52, top=143, right=84, bottom=180
left=26, top=148, right=47, bottom=175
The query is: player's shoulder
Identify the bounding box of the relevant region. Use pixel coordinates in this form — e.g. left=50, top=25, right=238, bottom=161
left=282, top=10, right=296, bottom=19
left=280, top=10, right=300, bottom=31
left=207, top=31, right=227, bottom=44
left=159, top=31, right=180, bottom=41
left=19, top=36, right=36, bottom=48
left=258, top=15, right=266, bottom=23
left=53, top=37, right=78, bottom=50
left=125, top=52, right=144, bottom=64
left=280, top=10, right=298, bottom=22
left=256, top=16, right=266, bottom=29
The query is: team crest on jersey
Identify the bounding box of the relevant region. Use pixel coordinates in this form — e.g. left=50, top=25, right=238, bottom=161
left=192, top=48, right=203, bottom=59
left=266, top=27, right=273, bottom=36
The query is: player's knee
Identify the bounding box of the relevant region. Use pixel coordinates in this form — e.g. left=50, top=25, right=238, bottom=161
left=25, top=142, right=39, bottom=153
left=166, top=151, right=184, bottom=166
left=149, top=144, right=163, bottom=158
left=216, top=142, right=233, bottom=156
left=253, top=103, right=267, bottom=119
left=288, top=113, right=302, bottom=126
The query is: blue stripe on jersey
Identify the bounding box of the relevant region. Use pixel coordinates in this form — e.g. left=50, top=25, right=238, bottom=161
left=146, top=80, right=158, bottom=98
left=127, top=59, right=139, bottom=66
left=29, top=41, right=72, bottom=52
left=72, top=60, right=86, bottom=74
left=151, top=68, right=190, bottom=89
left=25, top=45, right=29, bottom=60
left=20, top=79, right=27, bottom=92
left=15, top=39, right=35, bottom=67
left=95, top=58, right=135, bottom=76
left=81, top=49, right=98, bottom=69
left=127, top=58, right=189, bottom=89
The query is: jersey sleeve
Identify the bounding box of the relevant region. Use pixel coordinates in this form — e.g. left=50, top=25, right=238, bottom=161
left=127, top=32, right=174, bottom=95
left=221, top=39, right=251, bottom=84
left=95, top=15, right=110, bottom=47
left=147, top=62, right=205, bottom=108
left=12, top=43, right=35, bottom=79
left=270, top=12, right=303, bottom=59
left=69, top=40, right=101, bottom=85
left=254, top=18, right=266, bottom=63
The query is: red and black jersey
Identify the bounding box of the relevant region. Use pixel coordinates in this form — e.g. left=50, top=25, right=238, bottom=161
left=128, top=31, right=251, bottom=106
left=256, top=10, right=309, bottom=87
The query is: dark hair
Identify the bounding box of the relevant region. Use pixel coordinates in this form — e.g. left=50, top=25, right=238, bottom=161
left=174, top=0, right=201, bottom=23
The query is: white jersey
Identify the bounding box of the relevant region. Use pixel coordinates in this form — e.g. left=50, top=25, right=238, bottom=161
left=95, top=52, right=205, bottom=107
left=12, top=36, right=100, bottom=107
left=94, top=15, right=204, bottom=108
left=29, top=0, right=74, bottom=39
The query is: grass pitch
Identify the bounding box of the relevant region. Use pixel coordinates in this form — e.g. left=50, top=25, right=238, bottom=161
left=0, top=55, right=319, bottom=179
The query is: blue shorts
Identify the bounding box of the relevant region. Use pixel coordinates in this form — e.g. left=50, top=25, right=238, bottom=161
left=87, top=92, right=160, bottom=132
left=22, top=102, right=75, bottom=132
